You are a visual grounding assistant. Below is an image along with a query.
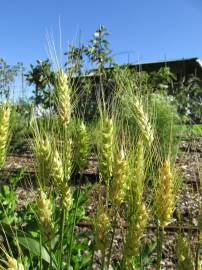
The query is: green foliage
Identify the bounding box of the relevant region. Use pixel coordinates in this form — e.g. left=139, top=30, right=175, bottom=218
left=0, top=184, right=91, bottom=269
left=113, top=66, right=180, bottom=161
left=9, top=100, right=32, bottom=154
left=0, top=58, right=23, bottom=100
left=26, top=59, right=55, bottom=108
left=150, top=93, right=181, bottom=160
left=65, top=44, right=86, bottom=75
left=176, top=235, right=195, bottom=270
left=0, top=168, right=25, bottom=224
left=175, top=75, right=202, bottom=123
left=85, top=25, right=113, bottom=70
left=150, top=66, right=176, bottom=92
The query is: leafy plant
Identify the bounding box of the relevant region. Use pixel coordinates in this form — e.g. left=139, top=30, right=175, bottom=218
left=175, top=74, right=202, bottom=123
left=0, top=58, right=23, bottom=100
left=26, top=59, right=55, bottom=108
left=85, top=25, right=113, bottom=71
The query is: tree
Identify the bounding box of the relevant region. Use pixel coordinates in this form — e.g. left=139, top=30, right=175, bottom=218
left=64, top=44, right=86, bottom=76
left=149, top=67, right=176, bottom=93
left=85, top=25, right=113, bottom=71
left=176, top=75, right=202, bottom=123
left=26, top=59, right=55, bottom=108
left=0, top=58, right=21, bottom=100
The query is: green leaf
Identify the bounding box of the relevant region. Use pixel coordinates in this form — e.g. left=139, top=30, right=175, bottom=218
left=17, top=237, right=57, bottom=268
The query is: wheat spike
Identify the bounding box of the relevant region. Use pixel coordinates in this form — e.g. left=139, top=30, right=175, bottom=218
left=155, top=159, right=174, bottom=229
left=132, top=96, right=154, bottom=146
left=50, top=146, right=72, bottom=211
left=99, top=117, right=113, bottom=182
left=63, top=138, right=72, bottom=181
left=130, top=139, right=145, bottom=209
left=124, top=203, right=148, bottom=258
left=37, top=190, right=54, bottom=241
left=94, top=207, right=111, bottom=253
left=0, top=104, right=11, bottom=168
left=55, top=69, right=71, bottom=125
left=39, top=135, right=51, bottom=162
left=5, top=255, right=24, bottom=270
left=61, top=184, right=72, bottom=211
left=51, top=149, right=64, bottom=185
left=76, top=121, right=89, bottom=176
left=111, top=148, right=127, bottom=206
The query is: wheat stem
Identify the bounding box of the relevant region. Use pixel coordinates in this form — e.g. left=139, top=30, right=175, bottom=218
left=156, top=225, right=164, bottom=270
left=67, top=188, right=80, bottom=270
left=106, top=208, right=118, bottom=270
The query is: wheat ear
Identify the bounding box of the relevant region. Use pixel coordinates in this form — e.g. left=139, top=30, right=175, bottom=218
left=155, top=159, right=174, bottom=229
left=37, top=190, right=54, bottom=241
left=111, top=148, right=127, bottom=207
left=99, top=117, right=113, bottom=182
left=0, top=103, right=11, bottom=168
left=55, top=69, right=71, bottom=126
left=124, top=203, right=148, bottom=259
left=5, top=255, right=24, bottom=270
left=132, top=96, right=154, bottom=146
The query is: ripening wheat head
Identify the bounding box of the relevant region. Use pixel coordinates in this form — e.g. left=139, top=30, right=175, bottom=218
left=111, top=148, right=128, bottom=207
left=132, top=96, right=154, bottom=146
left=124, top=203, right=148, bottom=258
left=51, top=148, right=64, bottom=185
left=62, top=138, right=72, bottom=182
left=61, top=184, right=72, bottom=211
left=55, top=69, right=71, bottom=125
left=76, top=121, right=89, bottom=176
left=155, top=159, right=174, bottom=229
left=99, top=117, right=113, bottom=182
left=37, top=190, right=54, bottom=241
left=130, top=139, right=145, bottom=208
left=0, top=103, right=11, bottom=168
left=38, top=135, right=51, bottom=163
left=34, top=134, right=52, bottom=180
left=94, top=207, right=111, bottom=253
left=5, top=255, right=24, bottom=270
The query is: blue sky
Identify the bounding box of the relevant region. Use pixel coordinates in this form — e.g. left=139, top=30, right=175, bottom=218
left=1, top=0, right=202, bottom=68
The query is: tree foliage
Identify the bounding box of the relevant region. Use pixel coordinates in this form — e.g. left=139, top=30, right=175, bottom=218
left=26, top=59, right=55, bottom=108
left=0, top=58, right=22, bottom=100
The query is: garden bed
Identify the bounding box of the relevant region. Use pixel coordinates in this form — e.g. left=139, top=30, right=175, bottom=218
left=2, top=136, right=202, bottom=269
